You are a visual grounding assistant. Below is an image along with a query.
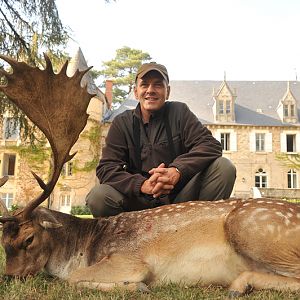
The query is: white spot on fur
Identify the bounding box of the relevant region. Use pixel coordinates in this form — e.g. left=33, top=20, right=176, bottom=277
left=175, top=205, right=184, bottom=209
left=275, top=212, right=285, bottom=218
left=254, top=208, right=269, bottom=213
left=259, top=214, right=270, bottom=221
left=266, top=224, right=275, bottom=234
left=276, top=202, right=284, bottom=205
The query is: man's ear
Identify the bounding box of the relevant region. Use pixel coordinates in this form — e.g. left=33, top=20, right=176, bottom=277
left=166, top=86, right=170, bottom=100
left=134, top=85, right=138, bottom=99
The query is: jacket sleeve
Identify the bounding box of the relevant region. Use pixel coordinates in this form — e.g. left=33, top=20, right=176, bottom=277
left=169, top=103, right=222, bottom=184
left=96, top=116, right=146, bottom=198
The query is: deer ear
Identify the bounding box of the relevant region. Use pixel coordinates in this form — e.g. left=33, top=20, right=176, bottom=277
left=36, top=208, right=63, bottom=229
left=39, top=220, right=62, bottom=229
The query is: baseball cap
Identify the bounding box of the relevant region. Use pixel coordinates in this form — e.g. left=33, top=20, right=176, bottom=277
left=135, top=62, right=169, bottom=83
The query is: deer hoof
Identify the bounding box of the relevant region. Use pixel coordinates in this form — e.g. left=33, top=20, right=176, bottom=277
left=136, top=282, right=151, bottom=293
left=228, top=290, right=243, bottom=298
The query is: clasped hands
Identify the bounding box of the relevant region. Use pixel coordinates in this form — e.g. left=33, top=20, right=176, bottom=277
left=140, top=163, right=181, bottom=198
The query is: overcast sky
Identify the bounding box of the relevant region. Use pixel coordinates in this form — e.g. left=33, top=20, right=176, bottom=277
left=56, top=0, right=300, bottom=81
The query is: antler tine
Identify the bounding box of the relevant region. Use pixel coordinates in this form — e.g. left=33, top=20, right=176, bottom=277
left=0, top=54, right=94, bottom=220
left=0, top=176, right=9, bottom=187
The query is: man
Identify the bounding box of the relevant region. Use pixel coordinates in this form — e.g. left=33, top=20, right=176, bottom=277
left=86, top=62, right=236, bottom=217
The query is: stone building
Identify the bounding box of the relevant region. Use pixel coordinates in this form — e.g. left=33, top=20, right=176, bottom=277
left=0, top=48, right=111, bottom=213
left=104, top=79, right=300, bottom=199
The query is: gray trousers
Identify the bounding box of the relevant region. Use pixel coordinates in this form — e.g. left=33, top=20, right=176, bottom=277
left=86, top=157, right=236, bottom=217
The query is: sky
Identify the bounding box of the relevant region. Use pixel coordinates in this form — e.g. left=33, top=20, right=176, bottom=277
left=56, top=0, right=300, bottom=81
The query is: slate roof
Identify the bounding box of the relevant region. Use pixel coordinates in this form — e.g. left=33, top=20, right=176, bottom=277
left=105, top=80, right=300, bottom=126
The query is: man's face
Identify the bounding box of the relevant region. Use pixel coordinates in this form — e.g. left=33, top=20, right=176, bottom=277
left=134, top=71, right=170, bottom=121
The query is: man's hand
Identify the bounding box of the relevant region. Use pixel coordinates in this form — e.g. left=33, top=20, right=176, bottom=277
left=140, top=163, right=181, bottom=198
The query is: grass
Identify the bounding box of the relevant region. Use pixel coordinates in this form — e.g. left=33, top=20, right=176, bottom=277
left=0, top=246, right=299, bottom=299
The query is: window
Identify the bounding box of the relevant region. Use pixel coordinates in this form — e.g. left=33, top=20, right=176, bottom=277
left=255, top=169, right=267, bottom=188
left=218, top=100, right=224, bottom=114
left=1, top=193, right=13, bottom=209
left=286, top=134, right=296, bottom=152
left=255, top=133, right=265, bottom=152
left=3, top=117, right=19, bottom=140
left=288, top=169, right=297, bottom=188
left=61, top=161, right=73, bottom=177
left=2, top=153, right=16, bottom=176
left=225, top=100, right=231, bottom=114
left=284, top=104, right=289, bottom=117
left=60, top=194, right=71, bottom=207
left=290, top=104, right=295, bottom=117
left=221, top=133, right=230, bottom=151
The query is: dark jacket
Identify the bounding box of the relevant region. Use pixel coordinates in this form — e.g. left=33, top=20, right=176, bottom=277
left=97, top=101, right=222, bottom=199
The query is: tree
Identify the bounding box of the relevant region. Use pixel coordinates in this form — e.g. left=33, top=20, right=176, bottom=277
left=276, top=153, right=300, bottom=170
left=99, top=46, right=152, bottom=104
left=0, top=0, right=69, bottom=61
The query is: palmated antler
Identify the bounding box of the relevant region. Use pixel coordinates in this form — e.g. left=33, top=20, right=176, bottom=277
left=0, top=54, right=94, bottom=221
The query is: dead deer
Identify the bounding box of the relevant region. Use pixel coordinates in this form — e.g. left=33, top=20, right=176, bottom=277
left=0, top=54, right=300, bottom=297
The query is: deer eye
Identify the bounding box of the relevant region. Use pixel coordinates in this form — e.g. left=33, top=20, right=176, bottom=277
left=22, top=234, right=34, bottom=249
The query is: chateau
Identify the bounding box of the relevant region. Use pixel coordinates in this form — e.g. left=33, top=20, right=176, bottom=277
left=1, top=50, right=300, bottom=212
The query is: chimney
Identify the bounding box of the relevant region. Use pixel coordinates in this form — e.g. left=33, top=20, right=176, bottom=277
left=105, top=79, right=113, bottom=109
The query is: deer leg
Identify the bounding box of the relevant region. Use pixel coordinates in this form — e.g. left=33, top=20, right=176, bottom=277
left=68, top=253, right=151, bottom=292
left=228, top=271, right=300, bottom=297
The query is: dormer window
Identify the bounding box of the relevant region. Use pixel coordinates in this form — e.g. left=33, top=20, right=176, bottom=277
left=284, top=104, right=295, bottom=117
left=277, top=82, right=298, bottom=123
left=213, top=80, right=236, bottom=123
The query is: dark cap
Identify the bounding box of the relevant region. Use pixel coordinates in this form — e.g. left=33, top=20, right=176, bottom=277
left=135, top=62, right=169, bottom=83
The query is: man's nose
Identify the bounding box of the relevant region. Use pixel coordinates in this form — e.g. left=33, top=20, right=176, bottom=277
left=146, top=84, right=155, bottom=93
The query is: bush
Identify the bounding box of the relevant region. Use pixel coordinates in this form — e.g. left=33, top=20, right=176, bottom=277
left=70, top=205, right=91, bottom=216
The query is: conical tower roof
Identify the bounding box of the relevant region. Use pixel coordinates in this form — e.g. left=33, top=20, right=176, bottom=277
left=67, top=47, right=101, bottom=97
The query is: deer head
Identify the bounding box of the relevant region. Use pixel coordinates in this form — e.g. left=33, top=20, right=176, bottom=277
left=0, top=54, right=94, bottom=223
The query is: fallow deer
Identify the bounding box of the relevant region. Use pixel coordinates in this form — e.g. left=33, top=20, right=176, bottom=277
left=0, top=54, right=300, bottom=297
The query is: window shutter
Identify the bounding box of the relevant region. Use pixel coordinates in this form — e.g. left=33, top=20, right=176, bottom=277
left=265, top=133, right=272, bottom=152
left=280, top=133, right=286, bottom=152
left=214, top=131, right=221, bottom=143
left=230, top=132, right=237, bottom=151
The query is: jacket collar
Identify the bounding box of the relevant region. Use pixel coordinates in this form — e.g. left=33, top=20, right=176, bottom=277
left=133, top=102, right=168, bottom=123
